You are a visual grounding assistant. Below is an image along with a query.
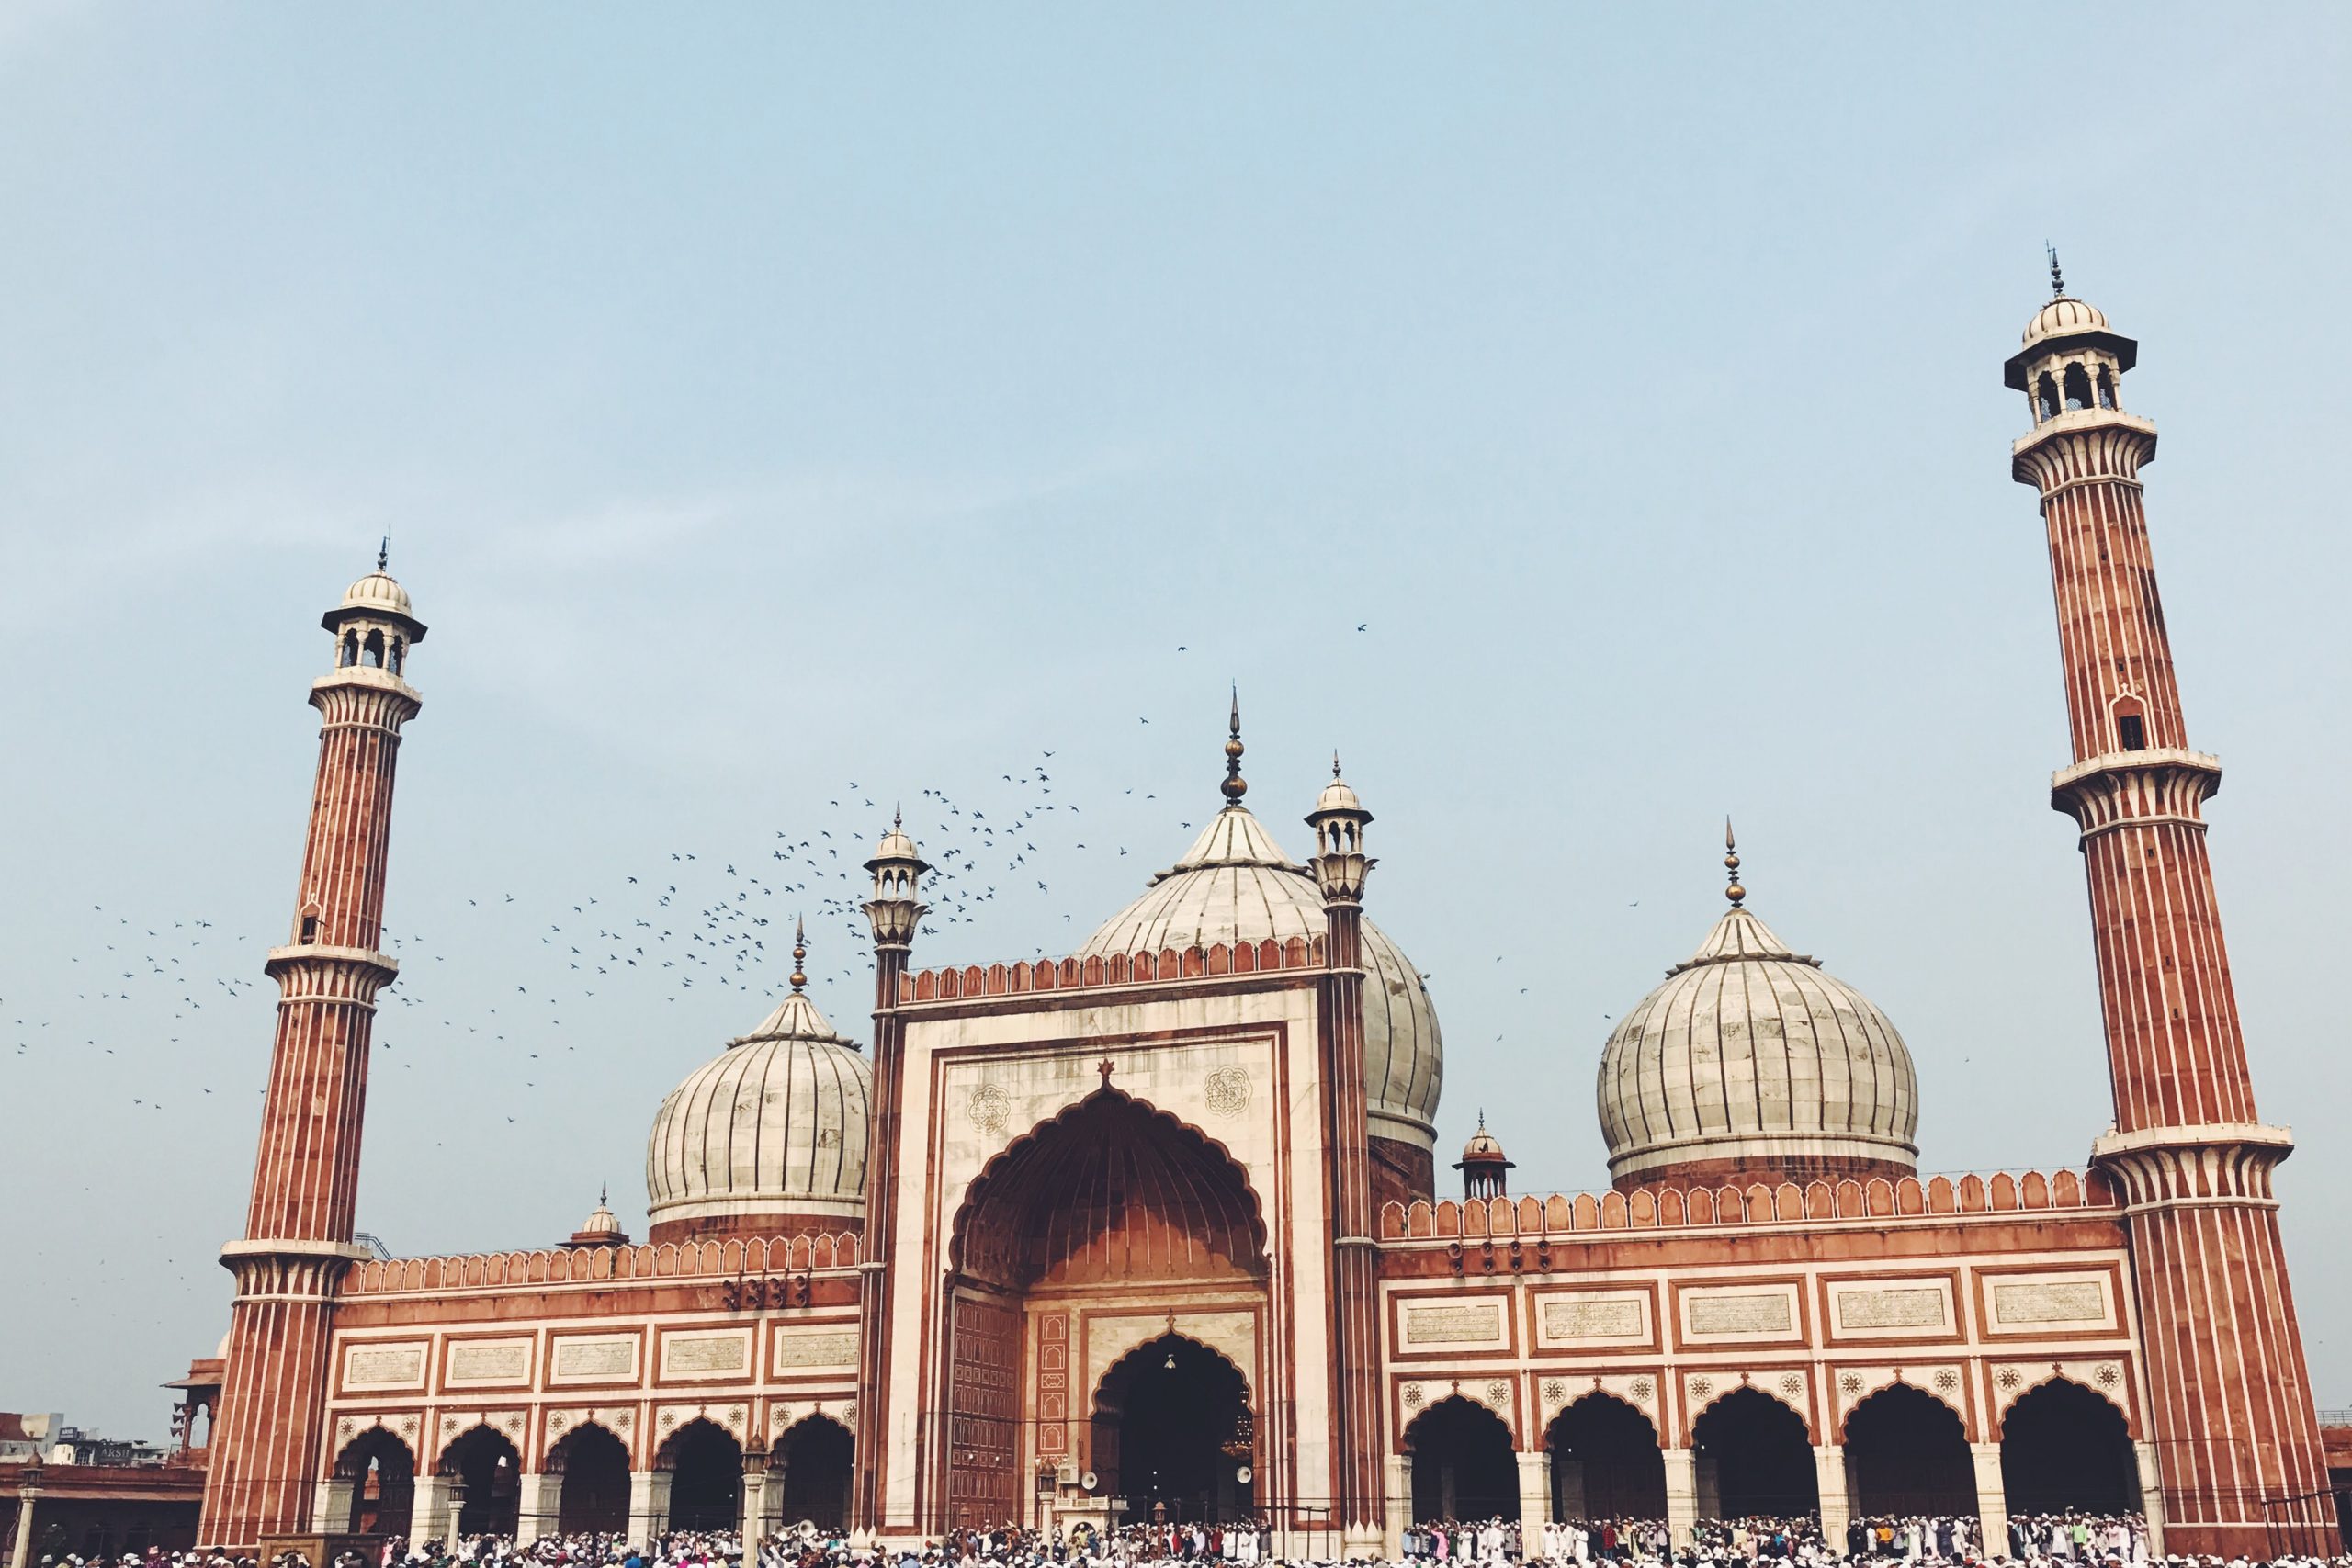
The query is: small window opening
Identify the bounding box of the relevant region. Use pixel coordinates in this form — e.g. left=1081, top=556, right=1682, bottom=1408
left=2063, top=363, right=2095, bottom=412
left=300, top=914, right=320, bottom=944
left=2097, top=367, right=2118, bottom=409
left=362, top=630, right=385, bottom=669
left=2036, top=373, right=2060, bottom=423
left=389, top=639, right=404, bottom=675
left=2116, top=714, right=2146, bottom=750
left=340, top=632, right=358, bottom=668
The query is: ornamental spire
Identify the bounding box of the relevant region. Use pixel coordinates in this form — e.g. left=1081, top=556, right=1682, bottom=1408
left=1221, top=685, right=1248, bottom=805
left=790, top=916, right=808, bottom=993
left=2047, top=243, right=2064, bottom=299
left=1724, top=818, right=1746, bottom=907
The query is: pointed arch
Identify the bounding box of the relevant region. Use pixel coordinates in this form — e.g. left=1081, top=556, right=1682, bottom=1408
left=1544, top=1393, right=1664, bottom=1520
left=333, top=1425, right=414, bottom=1537
left=1090, top=1333, right=1254, bottom=1524
left=435, top=1422, right=519, bottom=1535
left=1690, top=1387, right=1816, bottom=1518
left=1841, top=1382, right=1972, bottom=1516
left=775, top=1412, right=854, bottom=1529
left=546, top=1419, right=630, bottom=1533
left=1998, top=1377, right=2137, bottom=1515
left=1404, top=1395, right=1519, bottom=1522
left=949, top=1086, right=1269, bottom=1288
left=656, top=1416, right=743, bottom=1528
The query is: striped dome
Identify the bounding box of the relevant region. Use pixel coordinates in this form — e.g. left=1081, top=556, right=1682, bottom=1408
left=645, top=989, right=872, bottom=1231
left=1075, top=804, right=1442, bottom=1151
left=2022, top=296, right=2109, bottom=347
left=340, top=570, right=413, bottom=618
left=1596, top=905, right=1917, bottom=1184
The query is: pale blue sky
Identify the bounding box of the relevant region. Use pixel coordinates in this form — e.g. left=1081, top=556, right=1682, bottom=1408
left=5, top=6, right=2349, bottom=1440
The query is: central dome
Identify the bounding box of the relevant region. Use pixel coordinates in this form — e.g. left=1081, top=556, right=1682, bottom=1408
left=644, top=965, right=873, bottom=1245
left=1596, top=901, right=1917, bottom=1189
left=1075, top=802, right=1443, bottom=1155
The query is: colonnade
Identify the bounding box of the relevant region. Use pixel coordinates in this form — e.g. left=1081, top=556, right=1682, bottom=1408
left=1385, top=1382, right=2162, bottom=1562
left=316, top=1416, right=851, bottom=1546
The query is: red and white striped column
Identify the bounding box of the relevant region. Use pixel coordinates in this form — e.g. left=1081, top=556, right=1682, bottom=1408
left=198, top=565, right=424, bottom=1551
left=2010, top=297, right=2335, bottom=1556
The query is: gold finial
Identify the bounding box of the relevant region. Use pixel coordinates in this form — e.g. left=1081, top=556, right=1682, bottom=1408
left=1221, top=684, right=1248, bottom=804
left=790, top=915, right=808, bottom=992
left=1724, top=817, right=1745, bottom=907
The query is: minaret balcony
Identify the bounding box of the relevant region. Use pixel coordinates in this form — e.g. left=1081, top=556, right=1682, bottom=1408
left=263, top=942, right=401, bottom=999
left=2049, top=747, right=2222, bottom=838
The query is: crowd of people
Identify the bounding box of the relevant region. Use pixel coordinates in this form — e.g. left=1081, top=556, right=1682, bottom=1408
left=26, top=1513, right=2352, bottom=1568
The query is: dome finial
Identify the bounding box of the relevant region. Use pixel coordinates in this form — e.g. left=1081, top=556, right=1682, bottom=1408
left=2046, top=242, right=2064, bottom=299
left=1332, top=750, right=1343, bottom=779
left=598, top=1180, right=607, bottom=1207
left=790, top=915, right=808, bottom=993
left=377, top=534, right=390, bottom=573
left=1221, top=684, right=1248, bottom=804
left=1724, top=817, right=1746, bottom=907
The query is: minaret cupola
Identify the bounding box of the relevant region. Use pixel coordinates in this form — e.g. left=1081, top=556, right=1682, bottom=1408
left=1306, top=753, right=1374, bottom=906
left=1454, top=1112, right=1513, bottom=1201
left=862, top=810, right=930, bottom=952
left=324, top=539, right=426, bottom=678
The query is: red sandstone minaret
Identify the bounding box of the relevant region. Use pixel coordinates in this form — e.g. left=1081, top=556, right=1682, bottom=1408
left=1306, top=747, right=1385, bottom=1559
left=2009, top=267, right=2336, bottom=1555
left=199, top=555, right=424, bottom=1551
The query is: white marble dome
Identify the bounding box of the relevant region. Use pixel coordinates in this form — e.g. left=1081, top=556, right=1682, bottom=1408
left=1075, top=803, right=1442, bottom=1152
left=2022, top=295, right=2109, bottom=347
left=340, top=569, right=413, bottom=618
left=644, top=987, right=872, bottom=1233
left=1596, top=903, right=1918, bottom=1185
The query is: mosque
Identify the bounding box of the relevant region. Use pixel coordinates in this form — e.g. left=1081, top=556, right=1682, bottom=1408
left=177, top=285, right=2339, bottom=1562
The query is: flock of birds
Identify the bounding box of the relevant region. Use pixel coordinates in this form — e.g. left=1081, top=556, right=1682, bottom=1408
left=11, top=671, right=1578, bottom=1147
left=4, top=678, right=1626, bottom=1357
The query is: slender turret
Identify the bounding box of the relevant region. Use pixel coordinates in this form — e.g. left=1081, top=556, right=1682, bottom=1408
left=1307, top=750, right=1385, bottom=1557
left=852, top=812, right=926, bottom=1539
left=199, top=557, right=424, bottom=1549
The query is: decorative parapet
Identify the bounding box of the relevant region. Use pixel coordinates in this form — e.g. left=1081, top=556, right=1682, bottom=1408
left=898, top=935, right=1327, bottom=1005
left=1377, top=1168, right=2115, bottom=1244
left=342, top=1230, right=861, bottom=1295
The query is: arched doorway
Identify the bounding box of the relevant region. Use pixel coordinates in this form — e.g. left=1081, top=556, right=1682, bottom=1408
left=337, top=1427, right=414, bottom=1536
left=1548, top=1395, right=1664, bottom=1519
left=1692, top=1389, right=1816, bottom=1519
left=550, top=1423, right=631, bottom=1533
left=1092, top=1335, right=1253, bottom=1524
left=439, top=1426, right=521, bottom=1536
left=777, top=1416, right=854, bottom=1529
left=1844, top=1385, right=1973, bottom=1516
left=948, top=1089, right=1271, bottom=1529
left=2000, top=1380, right=2136, bottom=1514
left=1407, top=1397, right=1519, bottom=1523
left=662, top=1418, right=743, bottom=1529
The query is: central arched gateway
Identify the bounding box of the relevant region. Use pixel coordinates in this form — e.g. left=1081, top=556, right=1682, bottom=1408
left=944, top=1089, right=1271, bottom=1530
left=1093, top=1334, right=1255, bottom=1524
